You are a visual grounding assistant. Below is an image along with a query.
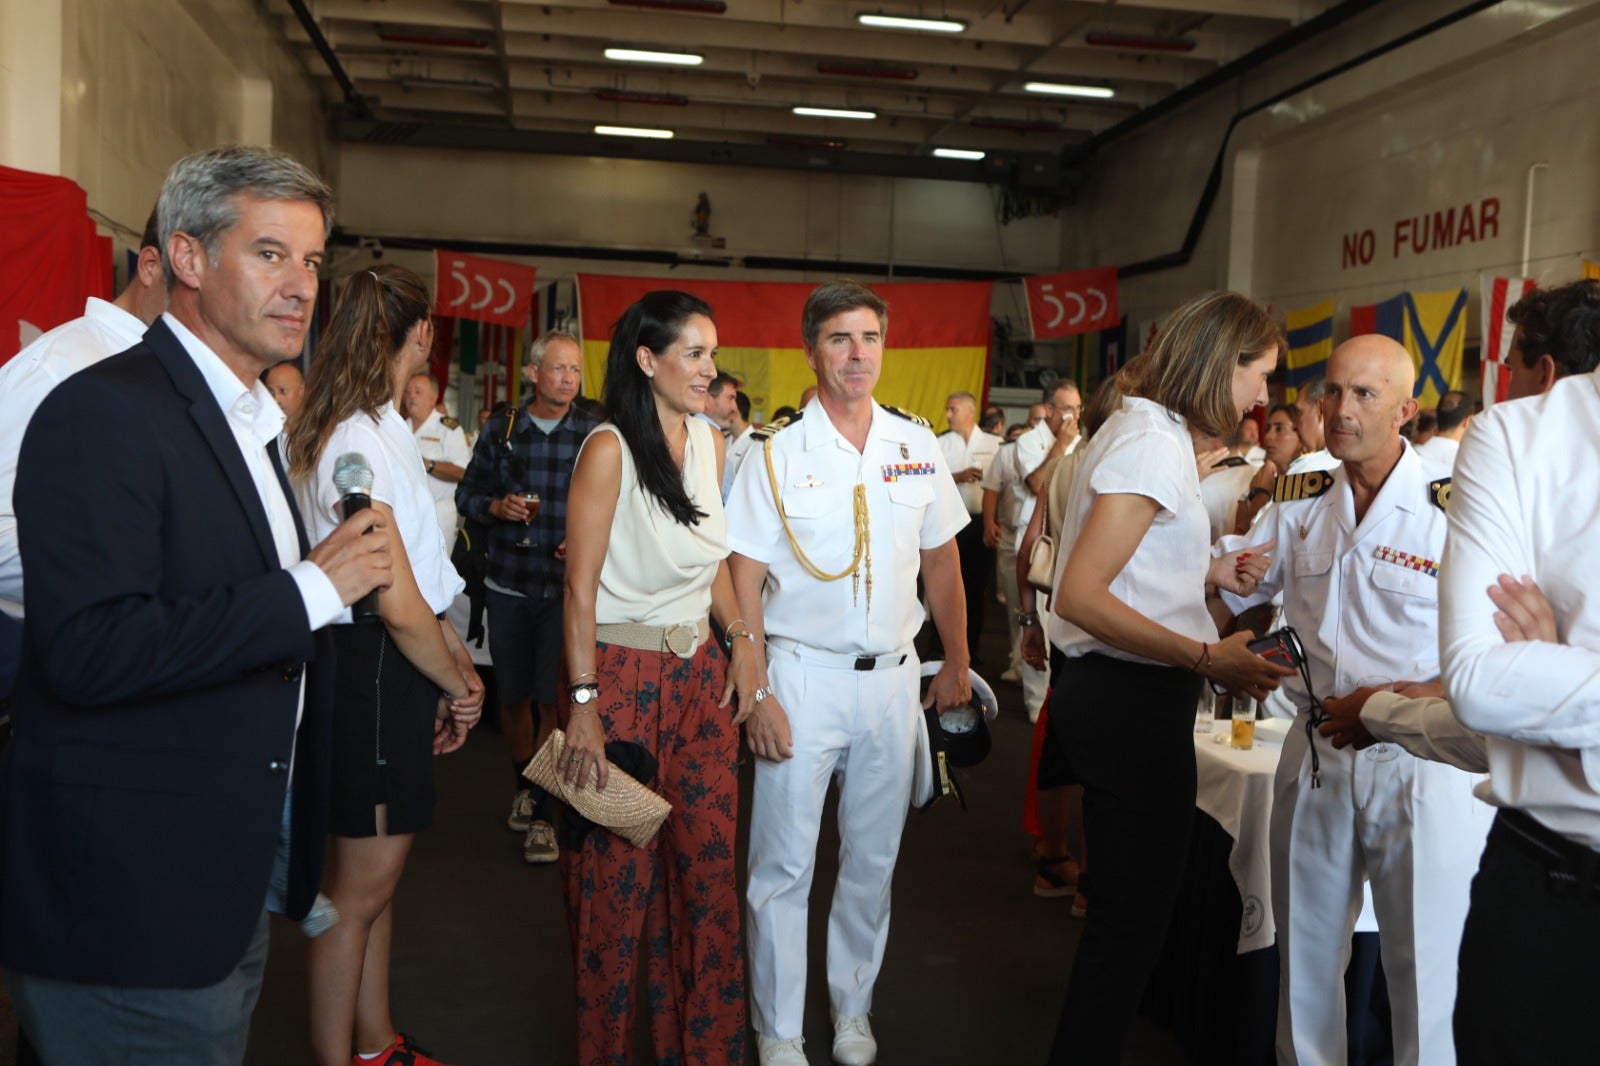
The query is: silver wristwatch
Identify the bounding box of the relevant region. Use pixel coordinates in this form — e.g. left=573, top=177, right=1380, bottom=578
left=752, top=686, right=772, bottom=704
left=570, top=683, right=599, bottom=705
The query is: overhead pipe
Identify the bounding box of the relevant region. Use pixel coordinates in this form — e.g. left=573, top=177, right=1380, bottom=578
left=1102, top=0, right=1503, bottom=278
left=285, top=0, right=371, bottom=119
left=1521, top=162, right=1549, bottom=277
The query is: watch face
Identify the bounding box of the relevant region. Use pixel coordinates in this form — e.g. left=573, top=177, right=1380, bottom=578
left=572, top=686, right=597, bottom=705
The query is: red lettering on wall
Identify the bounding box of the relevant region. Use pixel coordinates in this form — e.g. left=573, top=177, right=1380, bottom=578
left=1479, top=197, right=1499, bottom=240
left=1393, top=218, right=1411, bottom=260
left=1430, top=207, right=1457, bottom=250
left=1342, top=229, right=1375, bottom=269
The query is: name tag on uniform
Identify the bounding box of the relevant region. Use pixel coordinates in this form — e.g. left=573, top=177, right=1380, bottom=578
left=1374, top=545, right=1438, bottom=578
left=882, top=462, right=935, bottom=482
left=420, top=435, right=441, bottom=443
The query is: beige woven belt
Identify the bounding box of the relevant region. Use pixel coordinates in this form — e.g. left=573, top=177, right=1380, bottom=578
left=595, top=618, right=708, bottom=659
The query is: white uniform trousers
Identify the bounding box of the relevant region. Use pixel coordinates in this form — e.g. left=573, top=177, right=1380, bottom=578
left=745, top=648, right=920, bottom=1040
left=995, top=534, right=1048, bottom=717
left=1272, top=713, right=1492, bottom=1066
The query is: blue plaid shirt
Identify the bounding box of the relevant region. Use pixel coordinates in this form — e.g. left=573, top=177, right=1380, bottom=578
left=455, top=401, right=601, bottom=599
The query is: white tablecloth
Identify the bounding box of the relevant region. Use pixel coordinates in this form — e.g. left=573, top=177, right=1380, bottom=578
left=1195, top=716, right=1378, bottom=955
left=1194, top=719, right=1286, bottom=954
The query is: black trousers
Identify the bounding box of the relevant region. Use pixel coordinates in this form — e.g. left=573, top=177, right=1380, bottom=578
left=954, top=517, right=992, bottom=656
left=1454, top=809, right=1600, bottom=1065
left=1047, top=652, right=1203, bottom=1065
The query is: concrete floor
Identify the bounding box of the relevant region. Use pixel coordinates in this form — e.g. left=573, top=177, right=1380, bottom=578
left=241, top=614, right=1190, bottom=1064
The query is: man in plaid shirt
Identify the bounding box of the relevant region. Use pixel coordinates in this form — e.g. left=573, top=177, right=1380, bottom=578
left=456, top=330, right=600, bottom=864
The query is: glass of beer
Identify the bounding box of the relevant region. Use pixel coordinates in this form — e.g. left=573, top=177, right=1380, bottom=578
left=515, top=492, right=540, bottom=548
left=1230, top=697, right=1256, bottom=750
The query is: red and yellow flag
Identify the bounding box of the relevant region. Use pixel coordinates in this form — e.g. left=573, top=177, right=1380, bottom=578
left=575, top=274, right=992, bottom=425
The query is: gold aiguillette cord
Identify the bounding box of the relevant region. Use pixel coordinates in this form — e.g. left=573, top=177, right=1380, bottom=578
left=763, top=439, right=871, bottom=612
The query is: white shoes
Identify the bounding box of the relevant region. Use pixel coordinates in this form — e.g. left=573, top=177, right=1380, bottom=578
left=757, top=1033, right=809, bottom=1065
left=831, top=1014, right=876, bottom=1066
left=507, top=789, right=534, bottom=832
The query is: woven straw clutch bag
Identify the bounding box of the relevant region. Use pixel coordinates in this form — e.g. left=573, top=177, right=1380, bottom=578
left=523, top=730, right=671, bottom=848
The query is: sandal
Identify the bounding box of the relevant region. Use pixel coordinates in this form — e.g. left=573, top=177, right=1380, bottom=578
left=1071, top=891, right=1088, bottom=919
left=1034, top=854, right=1080, bottom=898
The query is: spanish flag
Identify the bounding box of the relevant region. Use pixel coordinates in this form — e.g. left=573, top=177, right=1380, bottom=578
left=575, top=274, right=992, bottom=425
left=1283, top=298, right=1333, bottom=402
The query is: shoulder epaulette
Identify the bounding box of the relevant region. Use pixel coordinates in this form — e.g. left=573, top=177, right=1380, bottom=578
left=751, top=411, right=801, bottom=441
left=1429, top=477, right=1452, bottom=513
left=882, top=404, right=932, bottom=430
left=1273, top=468, right=1335, bottom=504
left=441, top=416, right=460, bottom=430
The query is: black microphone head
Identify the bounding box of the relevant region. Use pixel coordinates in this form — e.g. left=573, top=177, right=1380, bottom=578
left=332, top=452, right=375, bottom=496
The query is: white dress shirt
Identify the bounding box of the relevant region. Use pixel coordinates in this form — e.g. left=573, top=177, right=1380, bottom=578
left=1011, top=420, right=1079, bottom=531
left=411, top=408, right=472, bottom=542
left=1412, top=434, right=1460, bottom=469
left=936, top=425, right=1001, bottom=515
left=1442, top=372, right=1600, bottom=847
left=164, top=313, right=345, bottom=734
left=722, top=422, right=758, bottom=503
left=0, top=298, right=147, bottom=614
left=1052, top=397, right=1218, bottom=663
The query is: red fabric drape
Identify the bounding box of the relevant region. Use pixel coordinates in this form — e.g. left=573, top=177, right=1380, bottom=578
left=0, top=166, right=112, bottom=363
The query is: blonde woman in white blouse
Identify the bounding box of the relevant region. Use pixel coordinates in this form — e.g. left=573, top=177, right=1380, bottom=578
left=560, top=290, right=759, bottom=1065
left=1044, top=291, right=1294, bottom=1065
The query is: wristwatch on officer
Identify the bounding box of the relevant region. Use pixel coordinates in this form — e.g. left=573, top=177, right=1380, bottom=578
left=570, top=682, right=599, bottom=705
left=1017, top=610, right=1040, bottom=628
left=752, top=686, right=772, bottom=704
left=426, top=459, right=437, bottom=475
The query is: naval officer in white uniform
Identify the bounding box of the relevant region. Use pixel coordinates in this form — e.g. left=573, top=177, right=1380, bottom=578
left=1217, top=335, right=1493, bottom=1066
left=726, top=280, right=971, bottom=1066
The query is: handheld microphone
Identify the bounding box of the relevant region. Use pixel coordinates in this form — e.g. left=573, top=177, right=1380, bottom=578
left=332, top=452, right=381, bottom=623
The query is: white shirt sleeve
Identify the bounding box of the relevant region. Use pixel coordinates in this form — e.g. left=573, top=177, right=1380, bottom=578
left=724, top=437, right=783, bottom=565
left=1441, top=416, right=1600, bottom=746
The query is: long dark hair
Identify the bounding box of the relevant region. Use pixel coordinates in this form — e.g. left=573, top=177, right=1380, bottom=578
left=602, top=290, right=714, bottom=527
left=287, top=265, right=430, bottom=480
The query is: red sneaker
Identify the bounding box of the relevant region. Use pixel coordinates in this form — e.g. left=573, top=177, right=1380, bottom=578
left=352, top=1033, right=454, bottom=1066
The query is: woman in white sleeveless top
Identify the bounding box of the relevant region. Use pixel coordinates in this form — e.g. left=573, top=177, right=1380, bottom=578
left=286, top=267, right=484, bottom=1066
left=560, top=290, right=760, bottom=1064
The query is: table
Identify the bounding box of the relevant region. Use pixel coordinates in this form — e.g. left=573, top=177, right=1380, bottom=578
left=1142, top=718, right=1393, bottom=1065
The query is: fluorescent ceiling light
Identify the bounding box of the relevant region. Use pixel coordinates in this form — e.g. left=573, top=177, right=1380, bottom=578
left=603, top=47, right=703, bottom=66
left=933, top=148, right=985, bottom=160
left=857, top=13, right=966, bottom=33
left=1024, top=81, right=1115, bottom=99
left=793, top=105, right=877, bottom=120
left=594, top=124, right=675, bottom=139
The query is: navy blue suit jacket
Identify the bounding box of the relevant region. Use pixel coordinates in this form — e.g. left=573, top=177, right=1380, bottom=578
left=0, top=317, right=335, bottom=988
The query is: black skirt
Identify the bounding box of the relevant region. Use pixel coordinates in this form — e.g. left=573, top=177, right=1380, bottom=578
left=328, top=623, right=441, bottom=837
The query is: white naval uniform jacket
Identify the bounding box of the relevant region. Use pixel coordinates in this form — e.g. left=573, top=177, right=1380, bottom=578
left=1220, top=441, right=1492, bottom=1066
left=726, top=398, right=968, bottom=657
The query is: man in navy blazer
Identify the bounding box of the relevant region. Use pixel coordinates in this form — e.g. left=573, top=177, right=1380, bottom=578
left=1, top=146, right=393, bottom=1063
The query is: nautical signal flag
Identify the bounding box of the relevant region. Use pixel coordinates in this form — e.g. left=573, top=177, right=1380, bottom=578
left=574, top=274, right=992, bottom=426
left=1479, top=276, right=1537, bottom=407
left=1584, top=260, right=1600, bottom=281
left=1284, top=298, right=1334, bottom=402
left=1350, top=289, right=1468, bottom=408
